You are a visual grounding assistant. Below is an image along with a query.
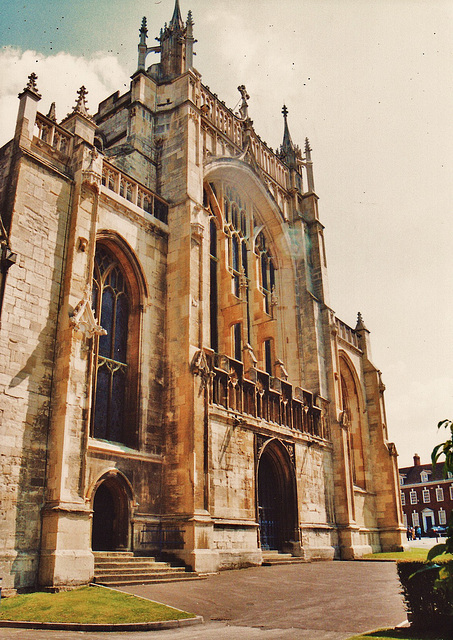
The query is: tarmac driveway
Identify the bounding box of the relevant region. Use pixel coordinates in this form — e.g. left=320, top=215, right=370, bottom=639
left=0, top=561, right=406, bottom=640
left=124, top=561, right=406, bottom=638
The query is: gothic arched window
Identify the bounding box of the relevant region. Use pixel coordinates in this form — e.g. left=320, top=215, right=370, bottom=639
left=91, top=246, right=130, bottom=445
left=256, top=232, right=275, bottom=314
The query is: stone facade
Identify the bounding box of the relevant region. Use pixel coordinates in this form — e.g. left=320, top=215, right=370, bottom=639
left=0, top=1, right=405, bottom=593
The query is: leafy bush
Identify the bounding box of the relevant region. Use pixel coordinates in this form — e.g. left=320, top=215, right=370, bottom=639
left=397, top=560, right=453, bottom=634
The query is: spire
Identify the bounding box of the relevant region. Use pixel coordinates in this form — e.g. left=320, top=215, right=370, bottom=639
left=355, top=312, right=368, bottom=332
left=157, top=0, right=190, bottom=80
left=47, top=102, right=57, bottom=121
left=304, top=137, right=315, bottom=192
left=73, top=86, right=89, bottom=116
left=20, top=72, right=41, bottom=99
left=139, top=16, right=148, bottom=45
left=169, top=0, right=184, bottom=30
left=185, top=10, right=197, bottom=70
left=279, top=105, right=297, bottom=169
left=281, top=105, right=293, bottom=153
left=137, top=16, right=150, bottom=70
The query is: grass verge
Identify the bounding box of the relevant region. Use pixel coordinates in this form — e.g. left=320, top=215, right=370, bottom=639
left=0, top=585, right=195, bottom=624
left=362, top=547, right=429, bottom=561
left=362, top=546, right=453, bottom=562
left=347, top=629, right=447, bottom=640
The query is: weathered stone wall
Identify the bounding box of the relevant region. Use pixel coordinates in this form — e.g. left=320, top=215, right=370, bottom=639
left=0, top=155, right=71, bottom=590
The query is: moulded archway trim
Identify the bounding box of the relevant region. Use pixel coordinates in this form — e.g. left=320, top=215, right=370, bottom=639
left=339, top=350, right=368, bottom=491
left=89, top=469, right=135, bottom=552
left=204, top=158, right=293, bottom=272
left=256, top=437, right=298, bottom=551
left=86, top=468, right=135, bottom=505
left=338, top=351, right=366, bottom=414
left=96, top=230, right=149, bottom=303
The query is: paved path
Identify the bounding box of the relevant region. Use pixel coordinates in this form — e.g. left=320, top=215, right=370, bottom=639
left=0, top=561, right=406, bottom=640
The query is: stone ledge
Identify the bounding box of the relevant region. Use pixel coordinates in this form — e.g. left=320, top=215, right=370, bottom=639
left=0, top=616, right=204, bottom=632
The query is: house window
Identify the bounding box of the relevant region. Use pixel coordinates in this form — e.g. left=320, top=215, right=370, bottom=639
left=436, top=487, right=444, bottom=502
left=422, top=489, right=430, bottom=503
left=399, top=476, right=404, bottom=486
left=420, top=471, right=429, bottom=483
left=450, top=485, right=453, bottom=500
left=439, top=509, right=447, bottom=525
left=410, top=490, right=417, bottom=505
left=400, top=492, right=405, bottom=506
left=447, top=471, right=453, bottom=479
left=91, top=246, right=131, bottom=445
left=412, top=512, right=419, bottom=526
left=402, top=513, right=407, bottom=527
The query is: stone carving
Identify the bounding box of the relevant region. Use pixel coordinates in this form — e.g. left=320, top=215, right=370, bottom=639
left=281, top=440, right=296, bottom=467
left=82, top=148, right=102, bottom=189
left=237, top=85, right=250, bottom=121
left=191, top=348, right=211, bottom=379
left=70, top=289, right=107, bottom=339
left=26, top=72, right=39, bottom=92
left=256, top=434, right=271, bottom=459
left=191, top=222, right=204, bottom=244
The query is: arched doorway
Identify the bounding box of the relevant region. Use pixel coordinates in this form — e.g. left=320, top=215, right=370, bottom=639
left=257, top=440, right=297, bottom=551
left=91, top=473, right=131, bottom=551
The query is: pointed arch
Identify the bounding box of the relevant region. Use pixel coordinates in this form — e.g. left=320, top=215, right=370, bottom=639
left=257, top=438, right=297, bottom=550
left=204, top=157, right=293, bottom=273
left=90, top=233, right=146, bottom=447
left=339, top=351, right=367, bottom=489
left=89, top=469, right=134, bottom=551
left=96, top=230, right=149, bottom=302
left=203, top=160, right=298, bottom=375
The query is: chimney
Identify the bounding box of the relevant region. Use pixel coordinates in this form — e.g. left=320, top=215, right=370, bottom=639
left=413, top=453, right=420, bottom=467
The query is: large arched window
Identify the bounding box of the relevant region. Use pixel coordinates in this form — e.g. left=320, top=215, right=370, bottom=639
left=340, top=359, right=367, bottom=490
left=91, top=246, right=132, bottom=445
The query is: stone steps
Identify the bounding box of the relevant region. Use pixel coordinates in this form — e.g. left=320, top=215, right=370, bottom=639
left=93, top=551, right=202, bottom=586
left=261, top=551, right=306, bottom=566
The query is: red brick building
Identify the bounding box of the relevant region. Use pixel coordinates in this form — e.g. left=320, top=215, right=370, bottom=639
left=399, top=454, right=453, bottom=534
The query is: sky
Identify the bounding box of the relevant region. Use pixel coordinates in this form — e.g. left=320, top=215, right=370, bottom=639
left=1, top=0, right=452, bottom=467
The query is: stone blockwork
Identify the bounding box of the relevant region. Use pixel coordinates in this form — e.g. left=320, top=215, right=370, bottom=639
left=0, top=1, right=405, bottom=592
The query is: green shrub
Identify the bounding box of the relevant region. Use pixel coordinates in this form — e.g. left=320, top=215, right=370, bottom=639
left=397, top=560, right=453, bottom=634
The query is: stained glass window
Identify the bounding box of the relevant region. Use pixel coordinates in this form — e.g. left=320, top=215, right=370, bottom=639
left=91, top=246, right=129, bottom=444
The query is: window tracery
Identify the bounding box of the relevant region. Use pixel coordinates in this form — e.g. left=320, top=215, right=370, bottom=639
left=91, top=246, right=130, bottom=445
left=256, top=231, right=275, bottom=314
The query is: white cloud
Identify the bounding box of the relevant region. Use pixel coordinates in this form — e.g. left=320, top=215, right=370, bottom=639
left=0, top=47, right=129, bottom=146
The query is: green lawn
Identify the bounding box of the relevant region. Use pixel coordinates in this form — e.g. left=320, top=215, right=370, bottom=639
left=0, top=585, right=195, bottom=624
left=362, top=547, right=429, bottom=561
left=362, top=546, right=453, bottom=562
left=347, top=629, right=446, bottom=640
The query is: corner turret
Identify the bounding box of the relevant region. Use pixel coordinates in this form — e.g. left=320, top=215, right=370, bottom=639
left=136, top=1, right=196, bottom=81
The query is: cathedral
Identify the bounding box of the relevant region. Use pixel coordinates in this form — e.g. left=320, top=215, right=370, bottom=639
left=0, top=0, right=405, bottom=592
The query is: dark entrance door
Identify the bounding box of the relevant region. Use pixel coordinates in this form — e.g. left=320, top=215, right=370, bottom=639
left=258, top=453, right=281, bottom=549
left=258, top=442, right=296, bottom=551
left=92, top=482, right=116, bottom=551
